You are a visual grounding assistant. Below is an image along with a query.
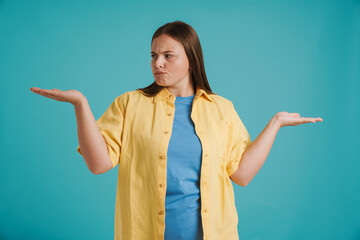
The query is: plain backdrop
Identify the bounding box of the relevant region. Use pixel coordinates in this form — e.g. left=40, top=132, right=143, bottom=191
left=1, top=0, right=359, bottom=239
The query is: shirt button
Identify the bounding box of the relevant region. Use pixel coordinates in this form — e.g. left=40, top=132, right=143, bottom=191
left=159, top=183, right=164, bottom=187
left=205, top=153, right=208, bottom=157
left=204, top=181, right=207, bottom=185
left=160, top=154, right=165, bottom=159
left=164, top=131, right=169, bottom=134
left=158, top=210, right=164, bottom=215
left=167, top=113, right=172, bottom=116
left=204, top=208, right=207, bottom=213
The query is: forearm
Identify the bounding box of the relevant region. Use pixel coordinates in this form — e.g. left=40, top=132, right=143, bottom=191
left=232, top=117, right=281, bottom=186
left=75, top=98, right=112, bottom=174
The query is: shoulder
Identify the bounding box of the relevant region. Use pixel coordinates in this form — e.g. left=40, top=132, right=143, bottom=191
left=209, top=93, right=247, bottom=124
left=116, top=90, right=140, bottom=99
left=209, top=93, right=234, bottom=109
left=113, top=89, right=153, bottom=109
left=114, top=89, right=143, bottom=102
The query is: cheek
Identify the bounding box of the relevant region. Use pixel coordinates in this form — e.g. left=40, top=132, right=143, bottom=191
left=172, top=58, right=189, bottom=74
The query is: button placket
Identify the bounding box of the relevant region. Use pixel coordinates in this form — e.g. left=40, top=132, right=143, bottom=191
left=155, top=97, right=176, bottom=240
left=195, top=115, right=209, bottom=237
left=158, top=101, right=174, bottom=232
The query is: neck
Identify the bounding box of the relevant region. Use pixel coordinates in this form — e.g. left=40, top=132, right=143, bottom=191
left=166, top=80, right=195, bottom=97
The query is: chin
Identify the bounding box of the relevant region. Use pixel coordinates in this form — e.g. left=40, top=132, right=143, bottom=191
left=155, top=79, right=169, bottom=87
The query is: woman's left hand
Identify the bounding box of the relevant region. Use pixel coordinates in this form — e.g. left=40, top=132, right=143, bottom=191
left=273, top=112, right=323, bottom=128
left=231, top=111, right=323, bottom=186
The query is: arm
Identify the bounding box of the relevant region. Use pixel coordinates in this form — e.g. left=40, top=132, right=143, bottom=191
left=230, top=112, right=323, bottom=186
left=29, top=87, right=113, bottom=175
left=230, top=117, right=279, bottom=186
left=75, top=98, right=113, bottom=175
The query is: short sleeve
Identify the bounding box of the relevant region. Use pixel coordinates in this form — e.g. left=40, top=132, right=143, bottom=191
left=226, top=102, right=252, bottom=177
left=76, top=94, right=126, bottom=169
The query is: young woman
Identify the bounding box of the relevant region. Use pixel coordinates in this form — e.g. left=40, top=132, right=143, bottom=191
left=30, top=21, right=323, bottom=240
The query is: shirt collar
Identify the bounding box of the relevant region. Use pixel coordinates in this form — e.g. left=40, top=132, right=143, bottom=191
left=153, top=86, right=213, bottom=103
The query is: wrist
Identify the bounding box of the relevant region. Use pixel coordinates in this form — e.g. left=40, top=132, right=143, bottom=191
left=270, top=115, right=282, bottom=130
left=74, top=96, right=87, bottom=108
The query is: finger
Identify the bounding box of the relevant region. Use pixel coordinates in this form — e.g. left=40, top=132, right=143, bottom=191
left=301, top=117, right=323, bottom=123
left=31, top=87, right=47, bottom=93
left=34, top=90, right=60, bottom=100
left=34, top=89, right=61, bottom=99
left=41, top=94, right=63, bottom=101
left=39, top=89, right=58, bottom=94
left=313, top=118, right=323, bottom=122
left=30, top=87, right=42, bottom=91
left=299, top=117, right=316, bottom=123
left=310, top=118, right=322, bottom=123
left=37, top=91, right=65, bottom=101
left=31, top=88, right=59, bottom=93
left=33, top=89, right=51, bottom=95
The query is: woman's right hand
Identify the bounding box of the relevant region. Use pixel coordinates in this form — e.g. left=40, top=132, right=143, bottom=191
left=30, top=87, right=86, bottom=106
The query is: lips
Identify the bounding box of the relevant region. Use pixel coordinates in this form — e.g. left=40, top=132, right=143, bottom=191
left=155, top=72, right=166, bottom=74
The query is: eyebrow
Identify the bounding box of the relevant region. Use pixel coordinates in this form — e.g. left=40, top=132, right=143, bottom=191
left=150, top=51, right=175, bottom=54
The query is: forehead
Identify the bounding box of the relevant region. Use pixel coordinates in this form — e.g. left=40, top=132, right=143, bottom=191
left=151, top=34, right=183, bottom=52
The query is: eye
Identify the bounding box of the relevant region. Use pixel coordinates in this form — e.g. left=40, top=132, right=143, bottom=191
left=150, top=54, right=172, bottom=58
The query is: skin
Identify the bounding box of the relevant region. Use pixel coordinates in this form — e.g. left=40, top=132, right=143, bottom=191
left=29, top=88, right=84, bottom=106
left=149, top=34, right=324, bottom=187
left=29, top=34, right=324, bottom=184
left=151, top=34, right=194, bottom=97
left=230, top=113, right=323, bottom=186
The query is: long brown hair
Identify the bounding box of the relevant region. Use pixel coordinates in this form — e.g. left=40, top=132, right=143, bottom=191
left=137, top=20, right=215, bottom=97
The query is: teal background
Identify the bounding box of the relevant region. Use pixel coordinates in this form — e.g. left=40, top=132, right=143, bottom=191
left=1, top=0, right=359, bottom=239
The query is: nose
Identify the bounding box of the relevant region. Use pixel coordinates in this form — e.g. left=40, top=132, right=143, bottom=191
left=154, top=56, right=164, bottom=69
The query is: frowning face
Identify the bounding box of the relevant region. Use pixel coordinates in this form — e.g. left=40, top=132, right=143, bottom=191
left=151, top=34, right=192, bottom=93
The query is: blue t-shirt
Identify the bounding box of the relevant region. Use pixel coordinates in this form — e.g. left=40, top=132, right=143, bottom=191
left=164, top=94, right=203, bottom=240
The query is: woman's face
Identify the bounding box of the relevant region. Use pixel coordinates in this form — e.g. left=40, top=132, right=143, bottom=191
left=151, top=34, right=192, bottom=90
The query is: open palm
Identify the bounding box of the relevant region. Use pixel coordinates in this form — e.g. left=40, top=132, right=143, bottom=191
left=275, top=111, right=323, bottom=127
left=30, top=87, right=85, bottom=106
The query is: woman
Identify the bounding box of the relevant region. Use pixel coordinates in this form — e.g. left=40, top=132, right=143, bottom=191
left=30, top=21, right=323, bottom=240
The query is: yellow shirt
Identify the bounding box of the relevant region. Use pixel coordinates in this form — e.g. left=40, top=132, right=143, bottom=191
left=77, top=86, right=252, bottom=240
